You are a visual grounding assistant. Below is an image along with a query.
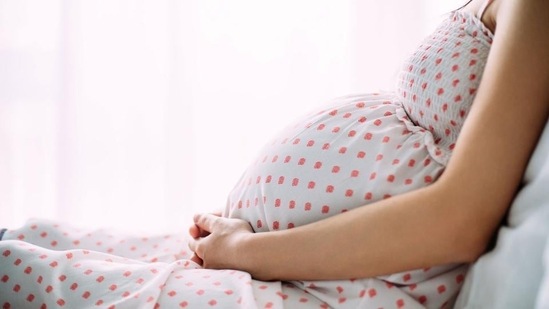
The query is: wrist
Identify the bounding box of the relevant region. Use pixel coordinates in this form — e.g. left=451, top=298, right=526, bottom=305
left=234, top=231, right=279, bottom=281
left=233, top=231, right=261, bottom=275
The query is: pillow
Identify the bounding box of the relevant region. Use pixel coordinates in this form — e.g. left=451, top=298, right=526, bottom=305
left=536, top=237, right=549, bottom=309
left=454, top=120, right=549, bottom=309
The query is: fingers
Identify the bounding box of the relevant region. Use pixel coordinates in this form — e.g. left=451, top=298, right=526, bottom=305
left=193, top=213, right=219, bottom=234
left=188, top=223, right=211, bottom=239
left=190, top=253, right=203, bottom=266
left=212, top=210, right=223, bottom=217
left=188, top=237, right=201, bottom=259
left=188, top=212, right=220, bottom=239
left=188, top=213, right=228, bottom=268
left=188, top=224, right=200, bottom=239
left=188, top=213, right=218, bottom=264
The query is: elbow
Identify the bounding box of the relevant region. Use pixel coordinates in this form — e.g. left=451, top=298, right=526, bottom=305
left=447, top=210, right=499, bottom=264
left=433, top=180, right=506, bottom=264
left=454, top=234, right=490, bottom=264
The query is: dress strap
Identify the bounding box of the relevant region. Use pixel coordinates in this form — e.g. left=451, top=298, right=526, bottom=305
left=477, top=0, right=494, bottom=20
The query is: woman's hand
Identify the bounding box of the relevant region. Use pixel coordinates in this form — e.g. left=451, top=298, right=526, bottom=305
left=188, top=211, right=221, bottom=266
left=188, top=213, right=254, bottom=269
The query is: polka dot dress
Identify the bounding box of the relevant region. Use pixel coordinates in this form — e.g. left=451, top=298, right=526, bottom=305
left=0, top=8, right=493, bottom=309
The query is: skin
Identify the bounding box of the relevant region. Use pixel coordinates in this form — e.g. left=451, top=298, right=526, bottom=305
left=188, top=0, right=549, bottom=282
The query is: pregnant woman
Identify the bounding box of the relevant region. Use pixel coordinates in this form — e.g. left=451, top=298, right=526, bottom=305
left=1, top=0, right=548, bottom=308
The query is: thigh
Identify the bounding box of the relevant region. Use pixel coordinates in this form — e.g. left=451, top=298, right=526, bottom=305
left=0, top=240, right=327, bottom=309
left=2, top=219, right=192, bottom=263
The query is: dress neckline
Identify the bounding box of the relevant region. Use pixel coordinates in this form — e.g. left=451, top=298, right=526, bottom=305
left=451, top=9, right=495, bottom=40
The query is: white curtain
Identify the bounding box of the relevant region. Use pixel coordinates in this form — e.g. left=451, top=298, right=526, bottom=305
left=0, top=0, right=463, bottom=233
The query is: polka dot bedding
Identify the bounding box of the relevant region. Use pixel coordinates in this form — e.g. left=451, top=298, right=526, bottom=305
left=0, top=9, right=493, bottom=309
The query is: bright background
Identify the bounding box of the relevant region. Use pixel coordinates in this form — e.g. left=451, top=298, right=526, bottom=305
left=0, top=0, right=463, bottom=233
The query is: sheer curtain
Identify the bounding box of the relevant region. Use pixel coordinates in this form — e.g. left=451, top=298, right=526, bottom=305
left=0, top=0, right=462, bottom=233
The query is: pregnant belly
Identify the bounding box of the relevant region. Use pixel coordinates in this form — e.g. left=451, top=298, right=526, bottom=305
left=224, top=93, right=445, bottom=232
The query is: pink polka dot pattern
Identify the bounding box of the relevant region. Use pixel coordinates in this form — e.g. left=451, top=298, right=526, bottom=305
left=0, top=220, right=329, bottom=308
left=222, top=8, right=491, bottom=309
left=0, top=9, right=490, bottom=309
left=225, top=93, right=445, bottom=232
left=397, top=10, right=493, bottom=163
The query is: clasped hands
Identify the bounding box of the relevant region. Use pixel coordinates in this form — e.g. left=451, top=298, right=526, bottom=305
left=188, top=212, right=254, bottom=270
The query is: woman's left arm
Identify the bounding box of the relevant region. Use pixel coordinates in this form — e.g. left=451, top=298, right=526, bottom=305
left=434, top=0, right=549, bottom=256
left=189, top=0, right=549, bottom=281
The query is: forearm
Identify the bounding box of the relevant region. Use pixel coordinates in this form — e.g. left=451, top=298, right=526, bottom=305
left=238, top=181, right=475, bottom=281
